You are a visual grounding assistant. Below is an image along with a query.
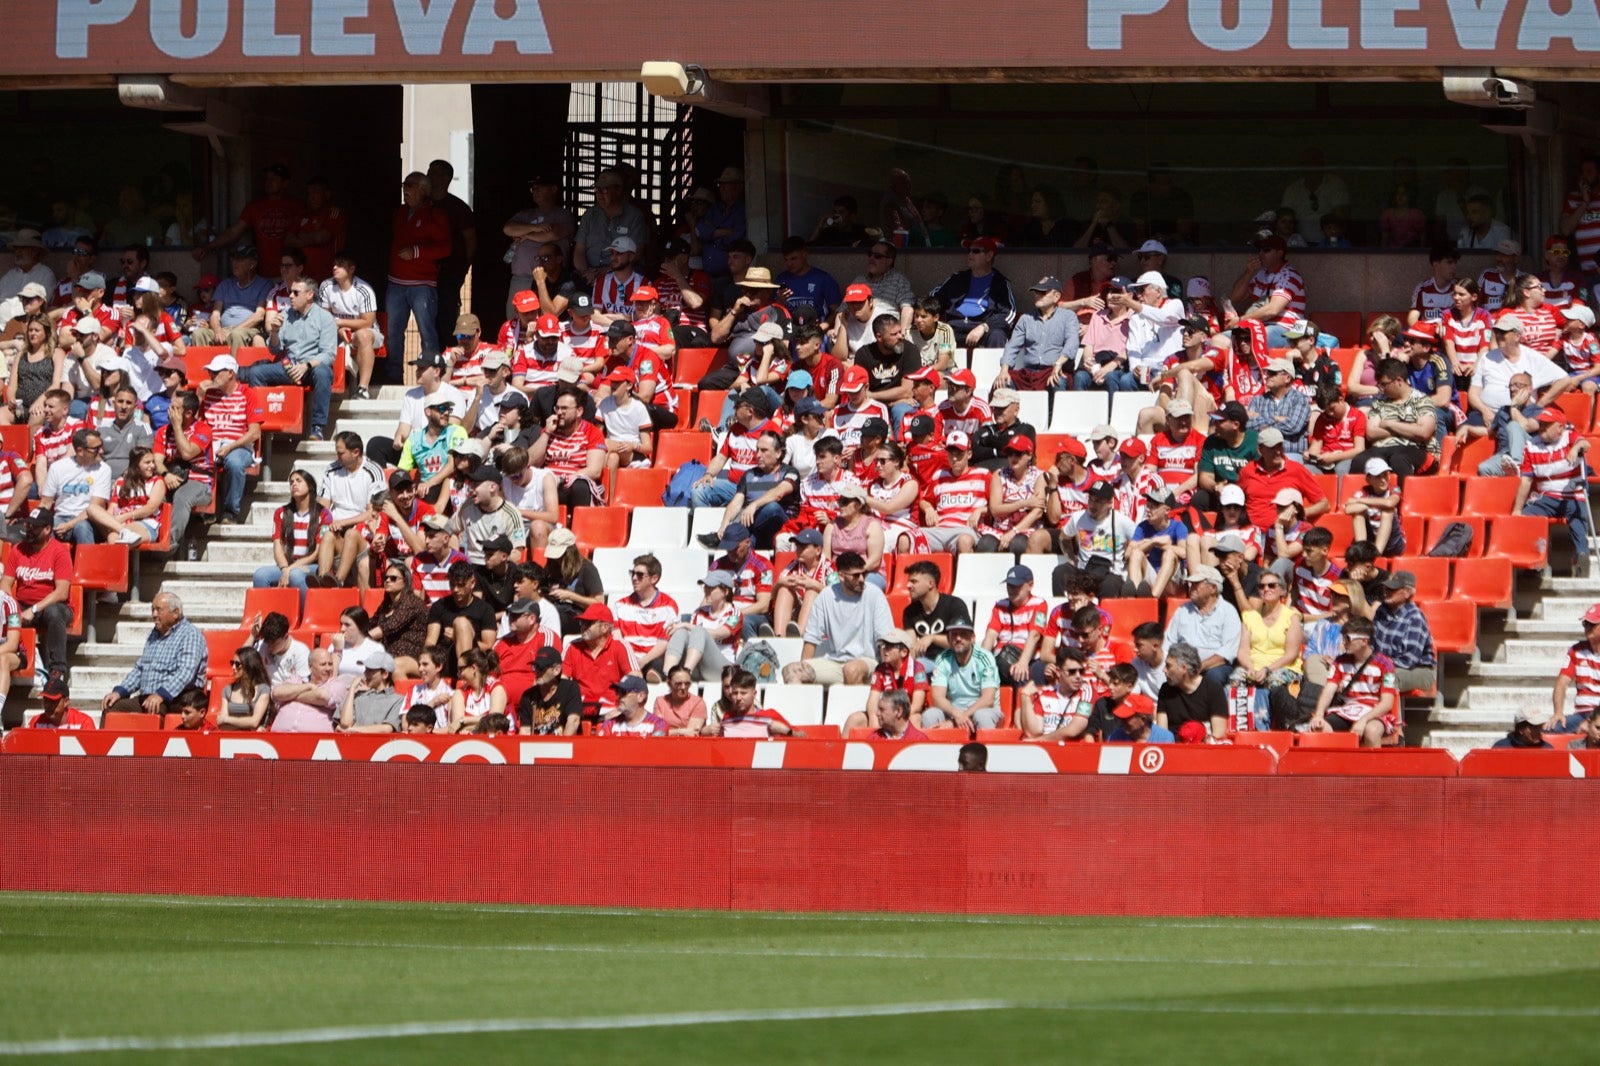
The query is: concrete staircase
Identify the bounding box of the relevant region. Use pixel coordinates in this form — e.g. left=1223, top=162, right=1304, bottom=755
left=37, top=386, right=407, bottom=721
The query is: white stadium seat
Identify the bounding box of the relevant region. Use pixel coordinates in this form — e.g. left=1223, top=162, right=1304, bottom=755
left=1016, top=390, right=1049, bottom=432
left=760, top=684, right=825, bottom=726
left=825, top=685, right=873, bottom=724
left=628, top=508, right=691, bottom=549
left=968, top=349, right=1004, bottom=398
left=951, top=552, right=1019, bottom=600
left=1110, top=392, right=1158, bottom=439
left=1048, top=392, right=1109, bottom=432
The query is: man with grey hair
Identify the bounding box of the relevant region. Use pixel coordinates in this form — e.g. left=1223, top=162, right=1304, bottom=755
left=1157, top=640, right=1229, bottom=741
left=872, top=688, right=927, bottom=741
left=101, top=591, right=206, bottom=715
left=1163, top=566, right=1242, bottom=689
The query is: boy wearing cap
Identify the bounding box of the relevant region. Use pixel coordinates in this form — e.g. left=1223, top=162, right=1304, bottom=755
left=1558, top=304, right=1600, bottom=393
left=27, top=670, right=95, bottom=731
left=1344, top=458, right=1404, bottom=556
left=840, top=629, right=926, bottom=735
left=1128, top=487, right=1189, bottom=598
left=935, top=368, right=993, bottom=440
left=1000, top=277, right=1079, bottom=392
left=1309, top=617, right=1398, bottom=747
left=1516, top=407, right=1592, bottom=576
left=897, top=367, right=944, bottom=444
left=983, top=565, right=1048, bottom=685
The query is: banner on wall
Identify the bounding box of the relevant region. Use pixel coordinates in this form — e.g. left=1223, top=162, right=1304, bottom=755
left=9, top=1, right=1600, bottom=81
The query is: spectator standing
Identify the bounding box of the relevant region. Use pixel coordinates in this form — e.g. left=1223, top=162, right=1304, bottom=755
left=425, top=160, right=477, bottom=346
left=193, top=163, right=304, bottom=273
left=384, top=172, right=452, bottom=384
left=697, top=167, right=747, bottom=277
left=1558, top=155, right=1600, bottom=274
left=573, top=171, right=649, bottom=283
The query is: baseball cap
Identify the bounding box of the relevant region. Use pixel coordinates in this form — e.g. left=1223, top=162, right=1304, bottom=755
left=577, top=603, right=614, bottom=623
left=1086, top=243, right=1115, bottom=260
left=612, top=675, right=649, bottom=697
left=859, top=417, right=890, bottom=440
left=420, top=514, right=453, bottom=533
left=794, top=528, right=824, bottom=547
left=1118, top=438, right=1147, bottom=459
left=133, top=275, right=161, bottom=294
left=1211, top=533, right=1247, bottom=555
left=388, top=470, right=415, bottom=490
left=229, top=245, right=258, bottom=260
left=453, top=313, right=481, bottom=334
left=1328, top=582, right=1350, bottom=598
left=794, top=398, right=825, bottom=419
left=1087, top=480, right=1115, bottom=498
left=605, top=236, right=638, bottom=254
left=1495, top=239, right=1522, bottom=256
left=1145, top=486, right=1176, bottom=507
left=1004, top=565, right=1034, bottom=586
left=39, top=668, right=68, bottom=702
left=569, top=293, right=594, bottom=315
left=78, top=271, right=107, bottom=290
left=1216, top=401, right=1249, bottom=424
left=72, top=318, right=101, bottom=336
left=945, top=612, right=977, bottom=632
left=482, top=535, right=514, bottom=557
left=607, top=321, right=636, bottom=342
left=966, top=236, right=1000, bottom=254
left=1030, top=276, right=1064, bottom=293
left=946, top=368, right=977, bottom=389
left=1185, top=277, right=1213, bottom=299
left=662, top=237, right=690, bottom=258
left=1364, top=457, right=1392, bottom=476
left=480, top=350, right=511, bottom=372
left=606, top=366, right=637, bottom=386
left=511, top=291, right=541, bottom=314
left=1381, top=570, right=1416, bottom=591
left=990, top=388, right=1020, bottom=408
left=908, top=366, right=941, bottom=387
left=1134, top=270, right=1166, bottom=289
left=1113, top=693, right=1155, bottom=720
left=449, top=438, right=485, bottom=458
left=1257, top=427, right=1286, bottom=448
left=1187, top=565, right=1223, bottom=587
left=1177, top=720, right=1210, bottom=744
left=17, top=282, right=47, bottom=301
left=22, top=506, right=52, bottom=527
left=837, top=483, right=869, bottom=503
left=1166, top=399, right=1194, bottom=418
left=1562, top=305, right=1597, bottom=328
left=689, top=187, right=716, bottom=204
left=499, top=390, right=529, bottom=411
left=945, top=430, right=972, bottom=451
left=1255, top=234, right=1289, bottom=252
left=1546, top=234, right=1572, bottom=252
left=908, top=414, right=936, bottom=438
left=786, top=369, right=814, bottom=390
left=414, top=352, right=446, bottom=372
left=877, top=628, right=914, bottom=650
left=204, top=354, right=239, bottom=374
left=535, top=313, right=562, bottom=338
left=1265, top=358, right=1295, bottom=375
left=1284, top=320, right=1316, bottom=341
left=1536, top=408, right=1568, bottom=426
left=1494, top=313, right=1525, bottom=334
left=1219, top=485, right=1247, bottom=507
left=630, top=285, right=659, bottom=303
left=718, top=523, right=752, bottom=550
left=195, top=274, right=219, bottom=290
left=1515, top=706, right=1554, bottom=727
left=1055, top=436, right=1087, bottom=460
left=843, top=283, right=873, bottom=303
left=1089, top=424, right=1118, bottom=442
left=365, top=651, right=397, bottom=674
left=753, top=321, right=786, bottom=344
left=544, top=526, right=577, bottom=559
left=1582, top=603, right=1600, bottom=626
left=466, top=467, right=502, bottom=485
left=701, top=569, right=737, bottom=589
left=1003, top=435, right=1034, bottom=454
left=263, top=163, right=291, bottom=179
left=1403, top=321, right=1439, bottom=345
left=1273, top=488, right=1304, bottom=507
left=839, top=367, right=868, bottom=393
left=548, top=357, right=582, bottom=386
left=533, top=646, right=565, bottom=671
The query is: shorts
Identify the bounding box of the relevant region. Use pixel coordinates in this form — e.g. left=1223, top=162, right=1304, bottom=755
left=805, top=658, right=871, bottom=685
left=1327, top=709, right=1398, bottom=736
left=923, top=526, right=978, bottom=550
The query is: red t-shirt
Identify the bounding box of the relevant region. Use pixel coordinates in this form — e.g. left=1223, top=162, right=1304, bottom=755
left=494, top=628, right=561, bottom=709
left=563, top=635, right=634, bottom=704
left=239, top=195, right=306, bottom=270
left=5, top=536, right=71, bottom=608
left=157, top=419, right=216, bottom=489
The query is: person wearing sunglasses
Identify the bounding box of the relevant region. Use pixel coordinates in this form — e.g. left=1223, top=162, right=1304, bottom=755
left=214, top=646, right=272, bottom=731
left=1017, top=646, right=1094, bottom=741
left=38, top=427, right=111, bottom=546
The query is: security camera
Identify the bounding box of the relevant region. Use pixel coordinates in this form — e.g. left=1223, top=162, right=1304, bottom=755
left=1482, top=77, right=1534, bottom=108
left=641, top=61, right=706, bottom=100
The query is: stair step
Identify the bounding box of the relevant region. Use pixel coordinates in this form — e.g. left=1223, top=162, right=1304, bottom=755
left=1419, top=731, right=1507, bottom=758
left=1501, top=640, right=1582, bottom=663
left=1458, top=685, right=1575, bottom=713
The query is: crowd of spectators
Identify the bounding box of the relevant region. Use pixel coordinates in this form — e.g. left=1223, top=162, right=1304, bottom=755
left=8, top=153, right=1600, bottom=746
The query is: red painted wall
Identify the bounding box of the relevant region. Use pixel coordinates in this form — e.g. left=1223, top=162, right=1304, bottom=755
left=2, top=756, right=1594, bottom=919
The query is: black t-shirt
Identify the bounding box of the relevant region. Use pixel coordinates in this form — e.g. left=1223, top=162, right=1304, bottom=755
left=902, top=592, right=969, bottom=645
left=972, top=421, right=1038, bottom=465
left=428, top=595, right=498, bottom=642
left=1157, top=678, right=1228, bottom=736
left=474, top=563, right=517, bottom=614
left=1088, top=696, right=1125, bottom=742
left=852, top=340, right=920, bottom=393
left=520, top=678, right=583, bottom=735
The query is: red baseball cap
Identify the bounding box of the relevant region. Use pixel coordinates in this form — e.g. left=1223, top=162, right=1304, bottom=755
left=607, top=366, right=637, bottom=385
left=1583, top=603, right=1600, bottom=626
left=908, top=366, right=941, bottom=387
left=946, top=368, right=977, bottom=389
left=1402, top=321, right=1439, bottom=345
left=630, top=285, right=659, bottom=302
left=1055, top=437, right=1087, bottom=460
left=1003, top=435, right=1034, bottom=454
left=513, top=290, right=541, bottom=314
left=1176, top=720, right=1209, bottom=744
left=966, top=236, right=1001, bottom=254
left=1118, top=438, right=1147, bottom=459
left=839, top=367, right=869, bottom=393
left=577, top=603, right=614, bottom=623
left=1536, top=408, right=1567, bottom=426
left=535, top=313, right=562, bottom=338
left=843, top=283, right=873, bottom=303
left=1113, top=693, right=1155, bottom=719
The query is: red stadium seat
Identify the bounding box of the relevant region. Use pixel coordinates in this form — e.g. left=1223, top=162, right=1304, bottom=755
left=613, top=467, right=672, bottom=508
left=1033, top=434, right=1077, bottom=461
left=244, top=587, right=302, bottom=629
left=1399, top=475, right=1461, bottom=519
left=362, top=589, right=384, bottom=615
left=1316, top=513, right=1355, bottom=560
left=1312, top=472, right=1340, bottom=502
left=1424, top=515, right=1485, bottom=557
left=300, top=588, right=361, bottom=637
left=73, top=544, right=129, bottom=593
left=1485, top=514, right=1550, bottom=570
left=1554, top=390, right=1595, bottom=433
left=1386, top=557, right=1450, bottom=601
left=102, top=711, right=161, bottom=731
left=1331, top=347, right=1362, bottom=384
left=1450, top=434, right=1497, bottom=475
left=674, top=347, right=721, bottom=386
left=1459, top=477, right=1520, bottom=518
left=694, top=390, right=728, bottom=429
left=252, top=386, right=305, bottom=435
left=1293, top=732, right=1359, bottom=749
left=1420, top=599, right=1478, bottom=655
left=1314, top=312, right=1363, bottom=347
left=0, top=424, right=31, bottom=458
left=890, top=553, right=954, bottom=593
left=1100, top=597, right=1160, bottom=640
left=1453, top=557, right=1515, bottom=610
left=182, top=346, right=231, bottom=381
left=205, top=628, right=251, bottom=679
left=655, top=432, right=713, bottom=469
left=571, top=506, right=630, bottom=550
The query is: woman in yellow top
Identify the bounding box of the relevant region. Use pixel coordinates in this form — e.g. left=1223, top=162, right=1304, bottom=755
left=1232, top=570, right=1304, bottom=730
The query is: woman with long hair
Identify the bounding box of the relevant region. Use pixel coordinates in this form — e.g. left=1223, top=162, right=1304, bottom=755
left=1442, top=278, right=1493, bottom=392
left=328, top=606, right=384, bottom=676
left=371, top=561, right=428, bottom=678
left=545, top=530, right=607, bottom=634
left=863, top=441, right=927, bottom=555
left=1345, top=314, right=1401, bottom=407
left=822, top=486, right=886, bottom=590
left=1500, top=273, right=1562, bottom=357
left=5, top=315, right=63, bottom=426
left=215, top=646, right=272, bottom=730
left=1229, top=568, right=1305, bottom=730
left=102, top=446, right=166, bottom=545
left=449, top=647, right=508, bottom=733
left=252, top=469, right=328, bottom=610
left=1018, top=185, right=1071, bottom=247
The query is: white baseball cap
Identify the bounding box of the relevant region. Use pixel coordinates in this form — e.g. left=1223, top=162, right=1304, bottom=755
left=1185, top=277, right=1212, bottom=299
left=1562, top=305, right=1596, bottom=329
left=1137, top=239, right=1168, bottom=256
left=1219, top=484, right=1246, bottom=507
left=204, top=354, right=239, bottom=374
left=1134, top=271, right=1166, bottom=290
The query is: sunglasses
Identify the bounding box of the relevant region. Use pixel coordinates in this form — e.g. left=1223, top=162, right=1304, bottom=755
left=1059, top=666, right=1083, bottom=675
left=630, top=570, right=650, bottom=579
left=229, top=659, right=243, bottom=667
left=866, top=252, right=891, bottom=260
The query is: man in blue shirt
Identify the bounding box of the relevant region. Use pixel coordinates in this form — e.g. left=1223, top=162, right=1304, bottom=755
left=696, top=167, right=747, bottom=277
left=929, top=237, right=1018, bottom=348
left=191, top=246, right=272, bottom=354
left=242, top=278, right=337, bottom=440
left=1105, top=693, right=1175, bottom=743
left=775, top=236, right=841, bottom=321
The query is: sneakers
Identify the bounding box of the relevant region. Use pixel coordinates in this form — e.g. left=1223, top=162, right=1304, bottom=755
left=97, top=590, right=120, bottom=605
left=116, top=529, right=141, bottom=545
left=784, top=622, right=802, bottom=638
left=355, top=386, right=373, bottom=401
left=756, top=623, right=775, bottom=638
left=309, top=428, right=326, bottom=441
left=697, top=418, right=714, bottom=433
left=696, top=532, right=720, bottom=549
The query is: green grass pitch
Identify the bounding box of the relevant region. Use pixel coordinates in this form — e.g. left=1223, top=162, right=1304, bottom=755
left=0, top=893, right=1595, bottom=1063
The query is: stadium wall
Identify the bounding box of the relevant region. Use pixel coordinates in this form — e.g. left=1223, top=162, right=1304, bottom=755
left=2, top=756, right=1593, bottom=920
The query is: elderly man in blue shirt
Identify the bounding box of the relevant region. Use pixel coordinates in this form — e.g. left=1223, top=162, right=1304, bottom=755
left=100, top=591, right=208, bottom=716
left=241, top=277, right=337, bottom=440
left=999, top=276, right=1080, bottom=392
left=1163, top=564, right=1243, bottom=689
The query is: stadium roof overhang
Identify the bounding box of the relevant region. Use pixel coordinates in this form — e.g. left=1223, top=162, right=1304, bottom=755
left=10, top=0, right=1600, bottom=93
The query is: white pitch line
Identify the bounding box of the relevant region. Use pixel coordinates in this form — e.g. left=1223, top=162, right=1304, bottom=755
left=6, top=893, right=1596, bottom=935
left=0, top=929, right=1473, bottom=970
left=2, top=999, right=1598, bottom=1056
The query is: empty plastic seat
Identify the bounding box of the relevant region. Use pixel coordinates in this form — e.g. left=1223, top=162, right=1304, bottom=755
left=655, top=432, right=713, bottom=470
left=825, top=684, right=873, bottom=723
left=300, top=588, right=361, bottom=636
left=1554, top=390, right=1595, bottom=432
left=1108, top=392, right=1155, bottom=438
left=1399, top=475, right=1462, bottom=520
left=951, top=553, right=1019, bottom=600
left=758, top=683, right=825, bottom=726
left=968, top=349, right=1004, bottom=398
left=627, top=507, right=691, bottom=549
left=613, top=467, right=673, bottom=508
left=1047, top=392, right=1109, bottom=433
left=1452, top=557, right=1514, bottom=610
left=889, top=553, right=954, bottom=593
left=1099, top=597, right=1161, bottom=640
left=1419, top=599, right=1478, bottom=656
left=1485, top=514, right=1549, bottom=570
left=1015, top=390, right=1049, bottom=432
left=571, top=506, right=630, bottom=550
left=1459, top=476, right=1520, bottom=518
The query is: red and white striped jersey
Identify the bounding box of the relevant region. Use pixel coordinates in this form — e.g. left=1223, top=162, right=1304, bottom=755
left=1540, top=272, right=1583, bottom=310
left=986, top=594, right=1047, bottom=651
left=1294, top=559, right=1344, bottom=617
left=33, top=418, right=85, bottom=470
left=1247, top=264, right=1306, bottom=327
left=1510, top=305, right=1562, bottom=355
left=829, top=401, right=890, bottom=451
left=447, top=343, right=505, bottom=389
left=200, top=385, right=254, bottom=447
left=411, top=550, right=466, bottom=602
left=1559, top=641, right=1600, bottom=717
left=652, top=270, right=711, bottom=330
left=716, top=420, right=776, bottom=483
left=593, top=270, right=645, bottom=316
left=713, top=553, right=773, bottom=611
left=273, top=503, right=332, bottom=559
left=0, top=451, right=26, bottom=511
left=514, top=340, right=573, bottom=389
left=905, top=440, right=949, bottom=486
left=1113, top=467, right=1165, bottom=525
left=922, top=467, right=990, bottom=528
left=543, top=421, right=606, bottom=484
left=1561, top=188, right=1600, bottom=267
left=1325, top=652, right=1398, bottom=719
left=984, top=465, right=1043, bottom=536
left=612, top=590, right=681, bottom=664
left=1442, top=308, right=1494, bottom=372
left=1052, top=473, right=1095, bottom=531
left=719, top=706, right=790, bottom=739
left=868, top=471, right=919, bottom=524
left=692, top=600, right=743, bottom=658
left=1031, top=683, right=1091, bottom=734
left=797, top=470, right=858, bottom=529
left=121, top=312, right=181, bottom=351
left=936, top=396, right=993, bottom=439
left=781, top=553, right=834, bottom=587
left=562, top=325, right=606, bottom=363
left=871, top=656, right=928, bottom=698
left=498, top=319, right=529, bottom=349
left=1562, top=332, right=1600, bottom=375
left=1521, top=426, right=1584, bottom=499
left=1410, top=278, right=1455, bottom=321
left=1477, top=267, right=1515, bottom=308
left=1151, top=428, right=1206, bottom=488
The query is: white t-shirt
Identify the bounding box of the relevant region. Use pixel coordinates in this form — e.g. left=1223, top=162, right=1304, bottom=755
left=323, top=457, right=385, bottom=522
left=339, top=638, right=383, bottom=676
left=1470, top=346, right=1565, bottom=411
left=258, top=637, right=311, bottom=685
left=598, top=395, right=653, bottom=444
left=502, top=469, right=552, bottom=517
left=42, top=456, right=112, bottom=522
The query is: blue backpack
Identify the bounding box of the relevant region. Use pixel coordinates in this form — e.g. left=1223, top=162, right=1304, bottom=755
left=662, top=460, right=706, bottom=507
